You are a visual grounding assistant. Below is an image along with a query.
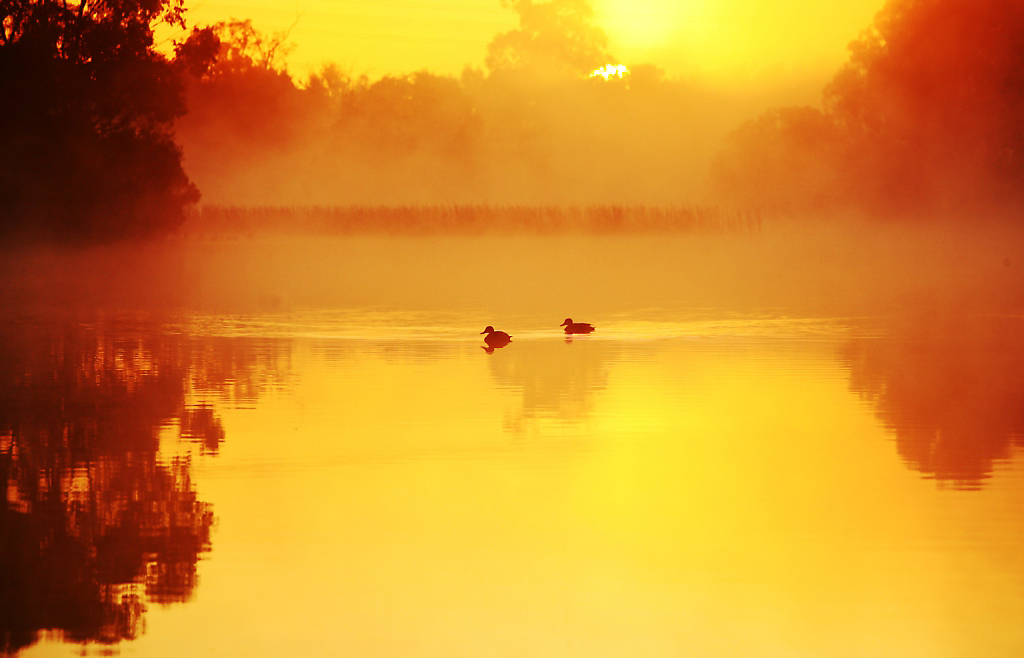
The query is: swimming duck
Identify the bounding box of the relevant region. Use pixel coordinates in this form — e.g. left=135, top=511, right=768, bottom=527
left=560, top=318, right=595, bottom=334
left=481, top=326, right=512, bottom=348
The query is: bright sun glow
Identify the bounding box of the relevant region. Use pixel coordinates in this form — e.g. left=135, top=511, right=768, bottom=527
left=591, top=64, right=630, bottom=80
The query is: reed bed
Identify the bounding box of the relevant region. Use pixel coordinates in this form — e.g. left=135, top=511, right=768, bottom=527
left=183, top=204, right=762, bottom=236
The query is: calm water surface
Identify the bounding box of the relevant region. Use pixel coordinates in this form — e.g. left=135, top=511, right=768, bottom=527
left=4, top=233, right=1024, bottom=657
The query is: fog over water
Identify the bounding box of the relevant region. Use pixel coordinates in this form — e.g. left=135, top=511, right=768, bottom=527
left=4, top=219, right=1024, bottom=657
left=6, top=0, right=1024, bottom=655
left=4, top=217, right=1022, bottom=317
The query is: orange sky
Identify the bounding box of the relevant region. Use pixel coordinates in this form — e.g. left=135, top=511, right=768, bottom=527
left=180, top=0, right=887, bottom=84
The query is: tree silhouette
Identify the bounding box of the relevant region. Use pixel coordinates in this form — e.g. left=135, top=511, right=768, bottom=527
left=486, top=0, right=612, bottom=79
left=172, top=1, right=733, bottom=207
left=826, top=0, right=1024, bottom=210
left=0, top=0, right=216, bottom=242
left=711, top=107, right=843, bottom=211
left=713, top=0, right=1024, bottom=214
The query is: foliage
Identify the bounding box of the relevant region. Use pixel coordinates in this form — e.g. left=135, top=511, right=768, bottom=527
left=711, top=107, right=843, bottom=211
left=712, top=0, right=1024, bottom=214
left=486, top=0, right=611, bottom=78
left=175, top=4, right=733, bottom=206
left=0, top=0, right=214, bottom=242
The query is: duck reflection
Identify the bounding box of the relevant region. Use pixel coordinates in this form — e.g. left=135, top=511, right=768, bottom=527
left=487, top=337, right=618, bottom=426
left=842, top=314, right=1024, bottom=488
left=0, top=317, right=288, bottom=653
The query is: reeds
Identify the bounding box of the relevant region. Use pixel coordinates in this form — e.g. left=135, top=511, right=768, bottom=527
left=183, top=204, right=762, bottom=237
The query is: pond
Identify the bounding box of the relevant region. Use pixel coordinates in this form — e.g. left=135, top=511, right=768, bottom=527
left=4, top=228, right=1024, bottom=657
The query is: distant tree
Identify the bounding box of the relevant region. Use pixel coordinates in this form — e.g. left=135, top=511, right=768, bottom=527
left=486, top=0, right=612, bottom=79
left=713, top=0, right=1024, bottom=214
left=825, top=0, right=1024, bottom=209
left=334, top=72, right=480, bottom=157
left=711, top=107, right=843, bottom=211
left=177, top=19, right=307, bottom=152
left=0, top=0, right=216, bottom=242
left=170, top=0, right=726, bottom=206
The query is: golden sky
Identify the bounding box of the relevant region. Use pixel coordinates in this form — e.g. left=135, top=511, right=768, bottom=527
left=182, top=0, right=886, bottom=83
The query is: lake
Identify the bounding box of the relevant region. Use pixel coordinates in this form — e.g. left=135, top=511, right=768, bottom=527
left=4, top=226, right=1024, bottom=656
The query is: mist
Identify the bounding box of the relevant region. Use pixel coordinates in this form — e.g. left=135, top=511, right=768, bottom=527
left=172, top=6, right=819, bottom=208
left=6, top=0, right=1024, bottom=241
left=713, top=0, right=1024, bottom=217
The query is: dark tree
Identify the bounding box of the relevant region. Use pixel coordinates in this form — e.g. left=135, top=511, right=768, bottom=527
left=825, top=0, right=1024, bottom=210
left=712, top=0, right=1024, bottom=214
left=0, top=0, right=217, bottom=242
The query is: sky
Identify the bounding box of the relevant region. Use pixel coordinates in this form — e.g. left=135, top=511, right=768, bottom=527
left=179, top=0, right=888, bottom=85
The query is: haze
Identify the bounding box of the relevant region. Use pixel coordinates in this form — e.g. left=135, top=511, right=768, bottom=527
left=5, top=1, right=1024, bottom=656
left=179, top=0, right=885, bottom=84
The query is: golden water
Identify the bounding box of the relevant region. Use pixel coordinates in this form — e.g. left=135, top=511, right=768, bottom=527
left=4, top=231, right=1024, bottom=657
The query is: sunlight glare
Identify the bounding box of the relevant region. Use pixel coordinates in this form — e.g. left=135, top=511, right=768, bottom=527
left=591, top=64, right=630, bottom=80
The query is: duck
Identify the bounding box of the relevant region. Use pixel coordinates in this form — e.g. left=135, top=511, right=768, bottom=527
left=560, top=318, right=595, bottom=334
left=480, top=326, right=512, bottom=349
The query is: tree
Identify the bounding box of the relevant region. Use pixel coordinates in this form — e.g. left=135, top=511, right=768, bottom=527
left=825, top=0, right=1024, bottom=209
left=486, top=0, right=612, bottom=79
left=711, top=107, right=843, bottom=211
left=713, top=0, right=1024, bottom=214
left=0, top=0, right=216, bottom=242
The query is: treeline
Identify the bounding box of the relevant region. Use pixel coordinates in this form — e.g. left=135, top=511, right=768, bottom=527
left=7, top=0, right=1024, bottom=242
left=174, top=4, right=747, bottom=209
left=712, top=0, right=1024, bottom=216
left=1, top=0, right=760, bottom=241
left=184, top=204, right=763, bottom=235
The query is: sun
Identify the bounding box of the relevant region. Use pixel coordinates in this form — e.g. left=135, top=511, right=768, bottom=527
left=591, top=64, right=629, bottom=80
left=593, top=0, right=701, bottom=52
left=591, top=0, right=887, bottom=84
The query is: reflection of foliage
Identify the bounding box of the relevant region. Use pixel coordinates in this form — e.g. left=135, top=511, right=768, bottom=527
left=713, top=0, right=1024, bottom=213
left=0, top=0, right=216, bottom=242
left=0, top=318, right=289, bottom=652
left=186, top=336, right=293, bottom=407
left=842, top=316, right=1024, bottom=488
left=180, top=404, right=225, bottom=455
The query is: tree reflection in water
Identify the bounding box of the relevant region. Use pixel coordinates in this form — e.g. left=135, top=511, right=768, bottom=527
left=0, top=316, right=287, bottom=653
left=843, top=314, right=1024, bottom=489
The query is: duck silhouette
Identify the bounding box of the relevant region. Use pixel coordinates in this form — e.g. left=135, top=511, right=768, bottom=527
left=560, top=318, right=595, bottom=334
left=481, top=326, right=512, bottom=350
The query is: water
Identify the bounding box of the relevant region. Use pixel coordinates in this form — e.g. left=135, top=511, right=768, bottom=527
left=3, top=230, right=1024, bottom=656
